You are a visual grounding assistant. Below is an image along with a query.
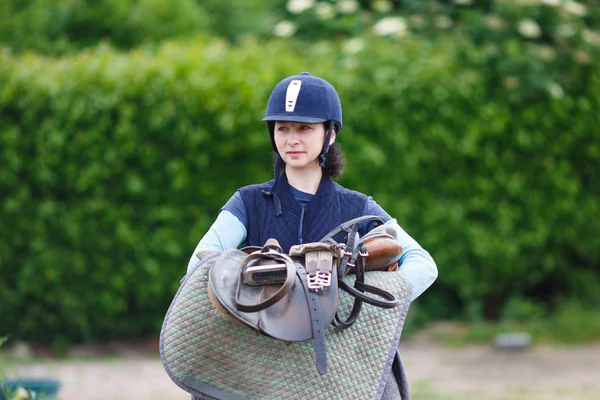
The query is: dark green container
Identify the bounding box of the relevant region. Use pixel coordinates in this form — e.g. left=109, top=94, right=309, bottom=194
left=1, top=379, right=61, bottom=399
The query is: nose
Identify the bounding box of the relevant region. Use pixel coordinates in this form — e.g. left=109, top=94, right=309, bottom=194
left=287, top=137, right=299, bottom=147
left=287, top=129, right=301, bottom=146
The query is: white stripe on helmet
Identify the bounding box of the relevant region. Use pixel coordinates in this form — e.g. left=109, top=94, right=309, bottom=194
left=285, top=80, right=302, bottom=112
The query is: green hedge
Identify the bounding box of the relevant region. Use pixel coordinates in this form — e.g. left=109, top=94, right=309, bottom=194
left=0, top=0, right=276, bottom=54
left=2, top=0, right=599, bottom=57
left=0, top=35, right=599, bottom=345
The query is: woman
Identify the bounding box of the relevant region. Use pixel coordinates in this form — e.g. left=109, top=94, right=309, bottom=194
left=188, top=72, right=437, bottom=399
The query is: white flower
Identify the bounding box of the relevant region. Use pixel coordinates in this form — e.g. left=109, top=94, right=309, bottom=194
left=409, top=15, right=425, bottom=28
left=529, top=45, right=556, bottom=61
left=484, top=15, right=505, bottom=31
left=343, top=58, right=358, bottom=70
left=556, top=23, right=577, bottom=38
left=315, top=2, right=335, bottom=20
left=453, top=0, right=473, bottom=5
left=517, top=19, right=541, bottom=38
left=273, top=20, right=297, bottom=38
left=15, top=387, right=31, bottom=400
left=548, top=82, right=564, bottom=99
left=287, top=0, right=315, bottom=14
left=373, top=0, right=393, bottom=13
left=582, top=29, right=600, bottom=46
left=563, top=1, right=587, bottom=16
left=435, top=15, right=452, bottom=29
left=541, top=0, right=560, bottom=6
left=336, top=0, right=359, bottom=14
left=373, top=16, right=408, bottom=37
left=343, top=38, right=365, bottom=54
left=574, top=50, right=592, bottom=64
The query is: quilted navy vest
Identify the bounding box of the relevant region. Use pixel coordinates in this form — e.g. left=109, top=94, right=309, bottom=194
left=238, top=173, right=367, bottom=253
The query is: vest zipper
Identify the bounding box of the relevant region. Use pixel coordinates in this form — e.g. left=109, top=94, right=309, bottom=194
left=298, top=206, right=305, bottom=244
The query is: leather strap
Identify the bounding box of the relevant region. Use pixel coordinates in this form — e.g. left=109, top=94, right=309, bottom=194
left=319, top=215, right=385, bottom=242
left=184, top=376, right=247, bottom=400
left=332, top=223, right=365, bottom=330
left=234, top=245, right=296, bottom=313
left=338, top=279, right=398, bottom=308
left=296, top=263, right=328, bottom=375
left=333, top=223, right=399, bottom=328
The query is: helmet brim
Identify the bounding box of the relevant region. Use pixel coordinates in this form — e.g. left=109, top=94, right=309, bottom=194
left=262, top=115, right=328, bottom=124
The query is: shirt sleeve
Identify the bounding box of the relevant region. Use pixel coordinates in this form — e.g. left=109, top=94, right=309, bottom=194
left=221, top=190, right=248, bottom=227
left=384, top=218, right=438, bottom=301
left=186, top=210, right=247, bottom=273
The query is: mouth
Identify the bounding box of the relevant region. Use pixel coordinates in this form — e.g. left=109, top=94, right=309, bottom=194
left=286, top=151, right=304, bottom=155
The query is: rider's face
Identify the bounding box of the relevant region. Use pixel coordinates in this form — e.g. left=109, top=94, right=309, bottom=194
left=274, top=122, right=336, bottom=171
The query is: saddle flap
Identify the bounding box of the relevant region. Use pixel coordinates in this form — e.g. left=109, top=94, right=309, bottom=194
left=208, top=249, right=338, bottom=342
left=208, top=251, right=261, bottom=330
left=258, top=264, right=338, bottom=342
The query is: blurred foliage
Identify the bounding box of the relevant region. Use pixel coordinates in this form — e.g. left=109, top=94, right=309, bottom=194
left=0, top=0, right=277, bottom=54
left=0, top=29, right=598, bottom=344
left=1, top=1, right=599, bottom=56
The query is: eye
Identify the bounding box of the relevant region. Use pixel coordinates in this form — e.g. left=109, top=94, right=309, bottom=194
left=300, top=125, right=312, bottom=131
left=276, top=125, right=289, bottom=132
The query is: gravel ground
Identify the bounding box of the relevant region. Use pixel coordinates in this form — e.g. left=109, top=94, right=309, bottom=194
left=5, top=338, right=600, bottom=400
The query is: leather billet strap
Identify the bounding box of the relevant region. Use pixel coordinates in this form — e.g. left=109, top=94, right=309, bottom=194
left=296, top=263, right=328, bottom=375
left=234, top=242, right=296, bottom=313
left=290, top=242, right=338, bottom=291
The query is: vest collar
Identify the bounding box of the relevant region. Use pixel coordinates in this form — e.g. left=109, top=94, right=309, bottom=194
left=275, top=171, right=334, bottom=201
left=267, top=171, right=335, bottom=217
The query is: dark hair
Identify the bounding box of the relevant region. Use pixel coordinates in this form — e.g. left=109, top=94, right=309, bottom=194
left=273, top=142, right=346, bottom=179
left=321, top=142, right=346, bottom=178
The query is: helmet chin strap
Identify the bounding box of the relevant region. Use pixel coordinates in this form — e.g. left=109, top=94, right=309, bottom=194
left=319, top=121, right=335, bottom=168
left=274, top=153, right=282, bottom=185
left=262, top=154, right=283, bottom=216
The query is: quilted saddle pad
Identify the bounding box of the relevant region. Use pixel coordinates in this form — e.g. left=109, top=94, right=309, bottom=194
left=160, top=250, right=413, bottom=400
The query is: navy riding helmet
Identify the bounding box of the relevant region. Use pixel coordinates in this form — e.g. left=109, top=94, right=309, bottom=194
left=262, top=72, right=342, bottom=167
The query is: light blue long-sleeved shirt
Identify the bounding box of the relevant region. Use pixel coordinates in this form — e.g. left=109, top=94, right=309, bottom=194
left=187, top=207, right=437, bottom=301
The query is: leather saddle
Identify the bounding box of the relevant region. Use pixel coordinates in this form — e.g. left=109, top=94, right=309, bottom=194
left=207, top=216, right=403, bottom=375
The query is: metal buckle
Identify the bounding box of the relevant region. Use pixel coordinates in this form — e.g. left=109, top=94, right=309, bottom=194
left=305, top=251, right=320, bottom=291
left=307, top=274, right=321, bottom=291
left=305, top=250, right=333, bottom=292
left=316, top=271, right=331, bottom=288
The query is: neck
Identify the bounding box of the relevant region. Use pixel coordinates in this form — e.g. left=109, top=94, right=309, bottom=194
left=285, top=164, right=323, bottom=195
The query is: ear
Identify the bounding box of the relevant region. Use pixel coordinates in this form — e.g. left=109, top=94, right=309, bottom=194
left=328, top=128, right=337, bottom=146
